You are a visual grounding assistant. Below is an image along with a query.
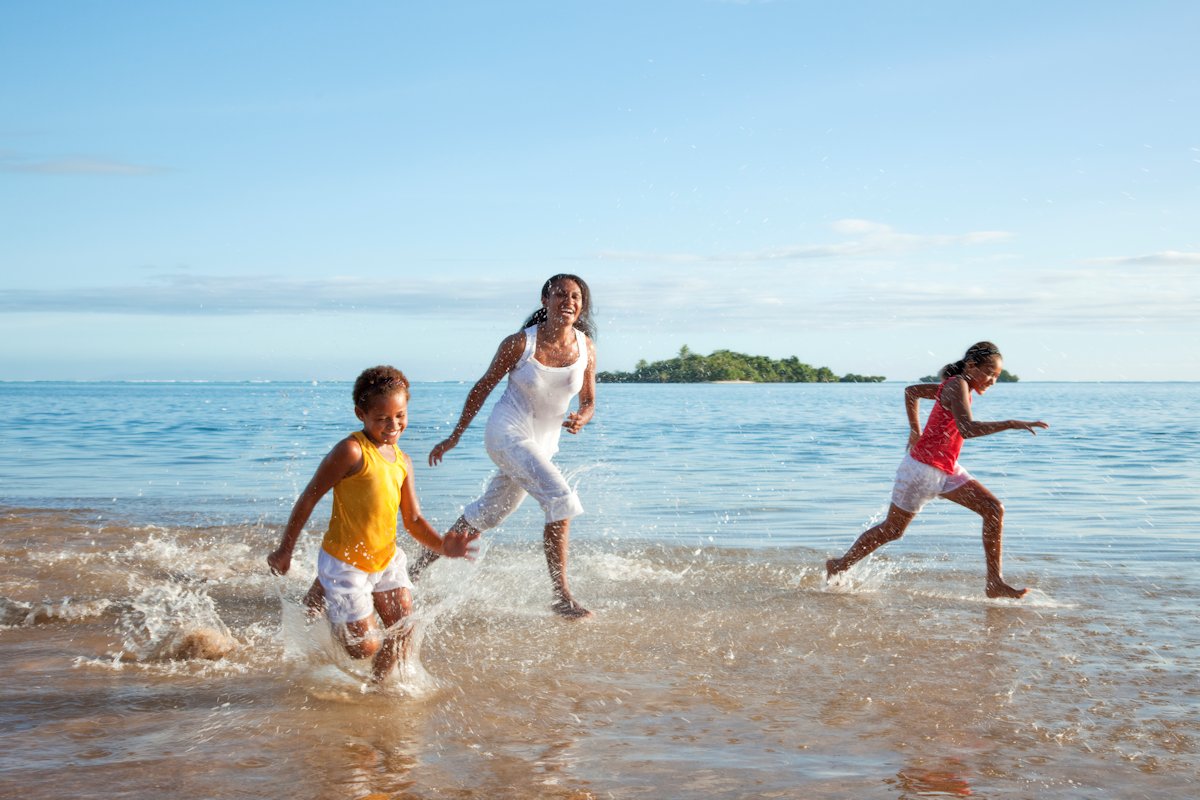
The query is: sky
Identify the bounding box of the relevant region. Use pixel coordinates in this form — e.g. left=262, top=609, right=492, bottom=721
left=2, top=0, right=1198, bottom=382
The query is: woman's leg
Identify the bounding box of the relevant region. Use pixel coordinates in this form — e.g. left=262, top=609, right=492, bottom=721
left=826, top=503, right=917, bottom=577
left=941, top=480, right=1027, bottom=598
left=544, top=518, right=590, bottom=619
left=409, top=473, right=525, bottom=581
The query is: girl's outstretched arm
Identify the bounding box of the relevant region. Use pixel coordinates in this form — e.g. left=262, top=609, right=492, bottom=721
left=945, top=378, right=1049, bottom=439
left=267, top=437, right=363, bottom=575
left=563, top=335, right=597, bottom=434
left=396, top=453, right=480, bottom=558
left=428, top=333, right=526, bottom=466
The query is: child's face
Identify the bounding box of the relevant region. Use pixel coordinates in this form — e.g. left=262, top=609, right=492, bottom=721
left=355, top=391, right=409, bottom=447
left=965, top=357, right=1003, bottom=394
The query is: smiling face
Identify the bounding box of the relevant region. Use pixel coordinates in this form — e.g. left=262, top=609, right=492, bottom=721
left=964, top=356, right=1003, bottom=395
left=542, top=277, right=584, bottom=328
left=355, top=390, right=409, bottom=447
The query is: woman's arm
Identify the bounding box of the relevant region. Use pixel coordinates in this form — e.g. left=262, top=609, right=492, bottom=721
left=563, top=335, right=597, bottom=434
left=945, top=378, right=1049, bottom=438
left=428, top=332, right=526, bottom=466
left=267, top=437, right=363, bottom=575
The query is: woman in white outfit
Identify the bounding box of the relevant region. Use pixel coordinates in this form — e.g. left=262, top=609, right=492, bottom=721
left=415, top=275, right=597, bottom=618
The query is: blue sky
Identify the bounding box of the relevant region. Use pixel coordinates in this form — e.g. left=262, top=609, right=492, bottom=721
left=2, top=0, right=1197, bottom=381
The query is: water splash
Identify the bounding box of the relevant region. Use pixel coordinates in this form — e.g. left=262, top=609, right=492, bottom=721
left=115, top=582, right=234, bottom=662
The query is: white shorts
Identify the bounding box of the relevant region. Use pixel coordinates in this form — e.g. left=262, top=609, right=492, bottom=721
left=890, top=454, right=975, bottom=514
left=464, top=438, right=583, bottom=531
left=317, top=549, right=412, bottom=626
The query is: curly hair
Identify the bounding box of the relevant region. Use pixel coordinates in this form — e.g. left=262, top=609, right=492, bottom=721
left=353, top=365, right=410, bottom=410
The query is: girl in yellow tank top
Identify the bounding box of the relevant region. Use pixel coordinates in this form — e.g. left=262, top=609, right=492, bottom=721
left=267, top=366, right=480, bottom=683
left=322, top=429, right=408, bottom=573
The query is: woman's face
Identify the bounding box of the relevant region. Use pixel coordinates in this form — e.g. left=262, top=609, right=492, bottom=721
left=542, top=278, right=584, bottom=327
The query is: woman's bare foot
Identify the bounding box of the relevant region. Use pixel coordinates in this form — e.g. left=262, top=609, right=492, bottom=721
left=825, top=557, right=845, bottom=579
left=551, top=598, right=593, bottom=619
left=986, top=578, right=1028, bottom=599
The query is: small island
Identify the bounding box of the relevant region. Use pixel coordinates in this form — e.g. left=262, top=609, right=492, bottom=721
left=919, top=370, right=1019, bottom=383
left=597, top=346, right=886, bottom=384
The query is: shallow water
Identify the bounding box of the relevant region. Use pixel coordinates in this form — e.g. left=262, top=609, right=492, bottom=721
left=1, top=381, right=1197, bottom=798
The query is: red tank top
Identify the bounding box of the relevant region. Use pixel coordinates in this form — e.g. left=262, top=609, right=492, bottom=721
left=909, top=379, right=967, bottom=474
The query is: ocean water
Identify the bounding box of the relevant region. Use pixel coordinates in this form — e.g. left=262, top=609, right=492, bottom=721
left=1, top=380, right=1197, bottom=799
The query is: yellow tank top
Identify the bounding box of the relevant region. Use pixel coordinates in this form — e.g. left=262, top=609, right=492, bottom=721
left=321, top=431, right=408, bottom=573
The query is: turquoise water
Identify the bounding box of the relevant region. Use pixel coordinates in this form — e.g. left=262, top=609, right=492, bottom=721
left=1, top=381, right=1197, bottom=798
left=3, top=380, right=1197, bottom=562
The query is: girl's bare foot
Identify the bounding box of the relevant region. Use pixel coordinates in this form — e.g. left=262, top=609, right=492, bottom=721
left=986, top=578, right=1028, bottom=599
left=825, top=558, right=845, bottom=579
left=551, top=598, right=593, bottom=619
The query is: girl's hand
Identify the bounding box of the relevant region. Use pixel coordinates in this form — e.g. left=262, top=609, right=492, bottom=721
left=428, top=436, right=459, bottom=467
left=441, top=528, right=482, bottom=560
left=267, top=548, right=291, bottom=576
left=1016, top=420, right=1049, bottom=435
left=562, top=412, right=588, bottom=434
left=906, top=430, right=921, bottom=452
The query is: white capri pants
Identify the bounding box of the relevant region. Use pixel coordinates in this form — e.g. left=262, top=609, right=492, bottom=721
left=464, top=438, right=583, bottom=531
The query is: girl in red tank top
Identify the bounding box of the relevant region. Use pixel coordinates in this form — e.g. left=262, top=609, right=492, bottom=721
left=907, top=379, right=967, bottom=474
left=825, top=342, right=1049, bottom=599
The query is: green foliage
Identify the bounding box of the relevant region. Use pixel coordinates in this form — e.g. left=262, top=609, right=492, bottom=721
left=597, top=346, right=873, bottom=383
left=919, top=369, right=1019, bottom=383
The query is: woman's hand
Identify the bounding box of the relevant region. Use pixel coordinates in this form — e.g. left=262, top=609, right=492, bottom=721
left=428, top=435, right=460, bottom=467
left=562, top=411, right=589, bottom=435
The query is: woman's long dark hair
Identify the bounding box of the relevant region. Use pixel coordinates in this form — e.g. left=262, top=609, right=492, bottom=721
left=521, top=274, right=597, bottom=339
left=940, top=341, right=1002, bottom=380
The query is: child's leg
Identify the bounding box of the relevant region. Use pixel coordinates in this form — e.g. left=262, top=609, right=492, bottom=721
left=544, top=518, right=591, bottom=619
left=827, top=503, right=916, bottom=577
left=369, top=587, right=413, bottom=682
left=303, top=578, right=326, bottom=618
left=335, top=617, right=381, bottom=661
left=941, top=480, right=1027, bottom=599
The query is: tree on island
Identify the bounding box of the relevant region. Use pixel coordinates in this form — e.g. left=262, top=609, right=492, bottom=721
left=597, top=346, right=886, bottom=383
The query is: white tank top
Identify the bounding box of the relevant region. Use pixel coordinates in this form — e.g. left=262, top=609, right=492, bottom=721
left=484, top=325, right=588, bottom=456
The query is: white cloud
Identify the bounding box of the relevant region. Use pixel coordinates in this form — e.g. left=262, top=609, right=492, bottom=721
left=1084, top=251, right=1200, bottom=267
left=0, top=272, right=530, bottom=316
left=1, top=154, right=163, bottom=175
left=598, top=220, right=1013, bottom=264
